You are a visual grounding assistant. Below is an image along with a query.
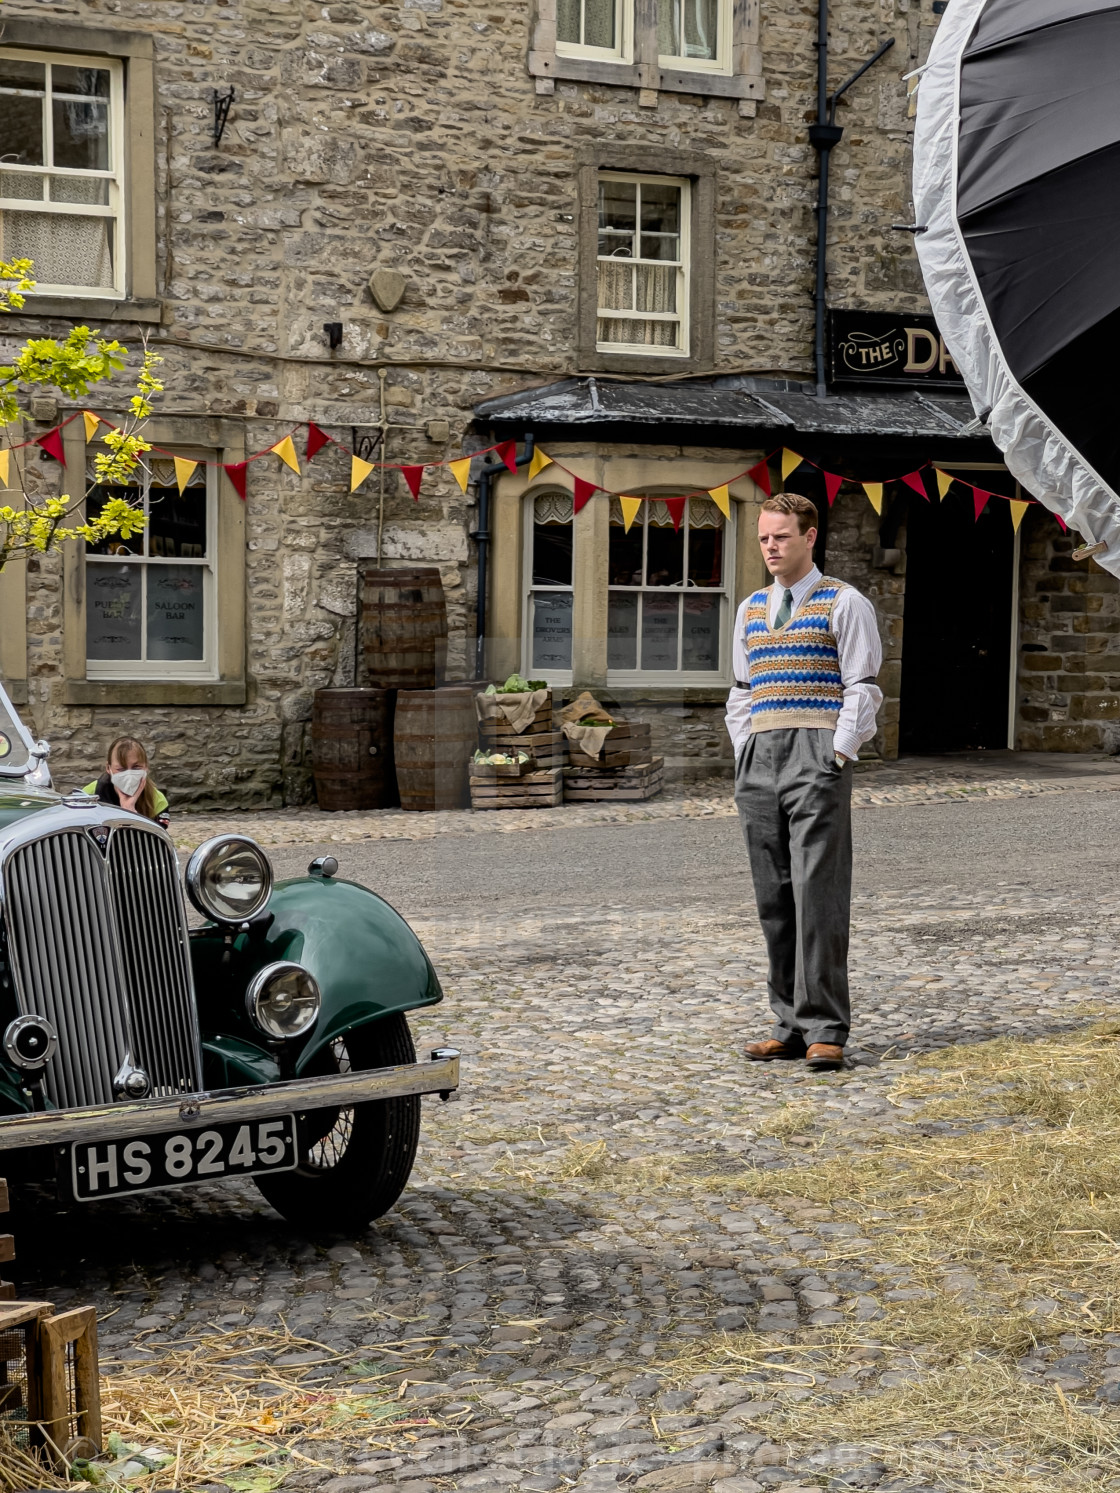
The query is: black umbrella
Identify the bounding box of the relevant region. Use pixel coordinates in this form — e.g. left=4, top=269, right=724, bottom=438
left=914, top=0, right=1120, bottom=568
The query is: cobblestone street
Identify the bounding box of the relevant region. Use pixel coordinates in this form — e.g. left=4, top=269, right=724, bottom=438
left=14, top=759, right=1120, bottom=1493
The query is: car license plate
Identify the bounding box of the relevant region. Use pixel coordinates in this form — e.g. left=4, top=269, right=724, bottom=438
left=70, top=1115, right=298, bottom=1201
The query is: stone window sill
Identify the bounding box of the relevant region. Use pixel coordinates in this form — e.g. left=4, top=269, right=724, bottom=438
left=16, top=295, right=162, bottom=325
left=64, top=680, right=247, bottom=707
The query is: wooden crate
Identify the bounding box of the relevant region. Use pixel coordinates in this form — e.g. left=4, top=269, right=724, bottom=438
left=478, top=699, right=553, bottom=740
left=563, top=757, right=665, bottom=802
left=470, top=767, right=563, bottom=809
left=482, top=730, right=566, bottom=767
left=567, top=747, right=653, bottom=768
left=604, top=722, right=651, bottom=743
left=470, top=757, right=535, bottom=778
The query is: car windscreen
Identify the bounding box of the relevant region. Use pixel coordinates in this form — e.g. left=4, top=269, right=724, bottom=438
left=0, top=684, right=34, bottom=775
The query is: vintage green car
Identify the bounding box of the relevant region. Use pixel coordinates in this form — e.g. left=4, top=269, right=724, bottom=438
left=0, top=685, right=458, bottom=1230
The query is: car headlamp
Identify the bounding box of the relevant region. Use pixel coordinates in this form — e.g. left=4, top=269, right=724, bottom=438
left=185, top=835, right=273, bottom=924
left=245, top=962, right=321, bottom=1041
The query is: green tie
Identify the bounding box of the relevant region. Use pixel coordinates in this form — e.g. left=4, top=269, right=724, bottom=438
left=775, top=587, right=794, bottom=628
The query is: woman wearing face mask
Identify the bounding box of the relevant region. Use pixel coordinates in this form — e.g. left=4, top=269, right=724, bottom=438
left=83, top=736, right=169, bottom=822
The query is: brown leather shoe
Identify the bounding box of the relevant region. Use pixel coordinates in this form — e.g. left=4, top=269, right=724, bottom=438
left=805, top=1043, right=844, bottom=1070
left=745, top=1038, right=806, bottom=1062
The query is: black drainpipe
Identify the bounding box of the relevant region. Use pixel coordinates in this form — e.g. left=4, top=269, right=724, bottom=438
left=809, top=13, right=895, bottom=398
left=472, top=433, right=535, bottom=681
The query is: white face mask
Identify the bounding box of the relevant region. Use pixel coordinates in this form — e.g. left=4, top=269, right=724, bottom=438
left=111, top=768, right=146, bottom=798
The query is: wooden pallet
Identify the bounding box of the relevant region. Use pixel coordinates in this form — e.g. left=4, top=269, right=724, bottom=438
left=563, top=757, right=665, bottom=802
left=470, top=767, right=563, bottom=809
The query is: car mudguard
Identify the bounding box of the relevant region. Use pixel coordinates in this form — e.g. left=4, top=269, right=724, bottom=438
left=189, top=876, right=443, bottom=1076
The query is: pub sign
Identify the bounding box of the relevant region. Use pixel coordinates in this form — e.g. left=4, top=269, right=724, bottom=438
left=829, top=310, right=964, bottom=389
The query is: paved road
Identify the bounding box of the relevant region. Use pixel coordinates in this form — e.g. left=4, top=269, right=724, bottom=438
left=13, top=779, right=1120, bottom=1493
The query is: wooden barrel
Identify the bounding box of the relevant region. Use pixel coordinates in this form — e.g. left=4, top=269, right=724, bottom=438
left=394, top=686, right=477, bottom=812
left=311, top=688, right=397, bottom=812
left=359, top=567, right=448, bottom=690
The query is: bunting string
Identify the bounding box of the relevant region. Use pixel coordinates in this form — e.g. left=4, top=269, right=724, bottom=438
left=0, top=414, right=1069, bottom=536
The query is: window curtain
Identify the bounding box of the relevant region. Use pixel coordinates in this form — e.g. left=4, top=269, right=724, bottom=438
left=0, top=175, right=113, bottom=289
left=598, top=261, right=679, bottom=347
left=658, top=0, right=718, bottom=60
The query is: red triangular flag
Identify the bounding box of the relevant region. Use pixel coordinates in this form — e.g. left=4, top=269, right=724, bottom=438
left=1055, top=513, right=1068, bottom=533
left=35, top=427, right=65, bottom=463
left=972, top=487, right=989, bottom=521
left=823, top=472, right=843, bottom=507
left=665, top=496, right=687, bottom=531
left=223, top=461, right=249, bottom=500
left=747, top=458, right=771, bottom=496
left=900, top=470, right=928, bottom=499
left=496, top=440, right=518, bottom=475
left=306, top=421, right=330, bottom=460
left=573, top=477, right=597, bottom=514
left=401, top=464, right=424, bottom=500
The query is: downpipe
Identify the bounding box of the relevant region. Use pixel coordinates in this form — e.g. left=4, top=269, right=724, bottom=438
left=472, top=433, right=536, bottom=680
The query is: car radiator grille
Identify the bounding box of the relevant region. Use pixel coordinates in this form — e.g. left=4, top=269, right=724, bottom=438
left=2, top=825, right=202, bottom=1109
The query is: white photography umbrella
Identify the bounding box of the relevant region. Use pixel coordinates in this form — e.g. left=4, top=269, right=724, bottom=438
left=913, top=0, right=1120, bottom=571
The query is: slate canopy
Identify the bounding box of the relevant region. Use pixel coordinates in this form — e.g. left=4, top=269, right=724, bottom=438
left=914, top=0, right=1120, bottom=575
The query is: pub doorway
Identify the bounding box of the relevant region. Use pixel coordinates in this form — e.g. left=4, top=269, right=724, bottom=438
left=899, top=468, right=1020, bottom=753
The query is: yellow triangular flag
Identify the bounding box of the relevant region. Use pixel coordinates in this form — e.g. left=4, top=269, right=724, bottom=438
left=83, top=410, right=100, bottom=443
left=270, top=435, right=300, bottom=475
left=0, top=449, right=9, bottom=487
left=1009, top=499, right=1029, bottom=533
left=781, top=449, right=803, bottom=483
left=173, top=457, right=198, bottom=494
left=528, top=448, right=553, bottom=481
left=449, top=457, right=471, bottom=494
left=708, top=484, right=731, bottom=520
left=350, top=455, right=376, bottom=492
left=935, top=469, right=953, bottom=501
left=863, top=481, right=884, bottom=515
left=619, top=496, right=642, bottom=534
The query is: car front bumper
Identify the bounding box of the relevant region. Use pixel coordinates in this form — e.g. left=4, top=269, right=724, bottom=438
left=0, top=1048, right=461, bottom=1151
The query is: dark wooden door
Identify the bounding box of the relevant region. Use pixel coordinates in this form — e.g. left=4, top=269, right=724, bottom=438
left=899, top=478, right=1017, bottom=753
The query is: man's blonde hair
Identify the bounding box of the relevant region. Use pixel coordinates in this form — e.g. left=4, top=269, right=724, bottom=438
left=761, top=492, right=818, bottom=535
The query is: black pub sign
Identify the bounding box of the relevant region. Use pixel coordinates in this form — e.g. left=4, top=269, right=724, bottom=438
left=829, top=310, right=964, bottom=389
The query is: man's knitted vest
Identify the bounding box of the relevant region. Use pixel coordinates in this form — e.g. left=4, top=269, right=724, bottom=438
left=743, top=577, right=846, bottom=732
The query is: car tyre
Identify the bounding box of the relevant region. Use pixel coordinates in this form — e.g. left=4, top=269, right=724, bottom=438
left=255, top=1012, right=420, bottom=1232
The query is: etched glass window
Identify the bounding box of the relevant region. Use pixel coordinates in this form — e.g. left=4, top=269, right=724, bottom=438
left=597, top=173, right=689, bottom=355
left=85, top=456, right=214, bottom=677
left=607, top=496, right=726, bottom=675
left=0, top=49, right=123, bottom=295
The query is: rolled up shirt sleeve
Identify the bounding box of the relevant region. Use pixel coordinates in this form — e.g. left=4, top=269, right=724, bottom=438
left=725, top=598, right=752, bottom=757
left=832, top=588, right=884, bottom=761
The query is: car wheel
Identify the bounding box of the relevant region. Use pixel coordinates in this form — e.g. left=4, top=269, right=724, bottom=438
left=255, top=1011, right=420, bottom=1232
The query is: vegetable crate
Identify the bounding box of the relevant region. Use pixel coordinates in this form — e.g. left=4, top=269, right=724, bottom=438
left=487, top=730, right=566, bottom=768
left=470, top=766, right=563, bottom=810
left=478, top=698, right=553, bottom=744
left=563, top=757, right=665, bottom=802
left=567, top=722, right=652, bottom=769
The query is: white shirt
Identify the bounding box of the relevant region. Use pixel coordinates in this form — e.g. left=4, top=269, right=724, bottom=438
left=725, top=565, right=884, bottom=761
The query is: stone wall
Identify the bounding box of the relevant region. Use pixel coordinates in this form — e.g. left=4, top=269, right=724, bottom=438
left=1, top=0, right=940, bottom=803
left=1017, top=508, right=1120, bottom=753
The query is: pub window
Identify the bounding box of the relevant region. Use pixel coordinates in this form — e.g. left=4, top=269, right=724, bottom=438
left=85, top=456, right=216, bottom=679
left=0, top=48, right=125, bottom=296
left=657, top=0, right=732, bottom=72
left=557, top=0, right=631, bottom=60
left=597, top=172, right=689, bottom=356
left=607, top=495, right=729, bottom=679
left=527, top=492, right=574, bottom=678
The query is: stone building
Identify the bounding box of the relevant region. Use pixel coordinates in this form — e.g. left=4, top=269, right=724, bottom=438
left=0, top=0, right=1111, bottom=806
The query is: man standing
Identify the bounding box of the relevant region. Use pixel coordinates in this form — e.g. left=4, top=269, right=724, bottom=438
left=726, top=493, right=883, bottom=1070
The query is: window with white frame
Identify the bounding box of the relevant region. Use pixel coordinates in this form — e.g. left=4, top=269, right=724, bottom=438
left=597, top=172, right=689, bottom=355
left=0, top=48, right=124, bottom=295
left=85, top=456, right=216, bottom=679
left=527, top=492, right=574, bottom=676
left=607, top=495, right=729, bottom=677
left=658, top=0, right=731, bottom=71
left=557, top=0, right=630, bottom=60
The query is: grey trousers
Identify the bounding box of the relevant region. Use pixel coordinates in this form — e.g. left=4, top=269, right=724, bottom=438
left=734, top=727, right=853, bottom=1048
